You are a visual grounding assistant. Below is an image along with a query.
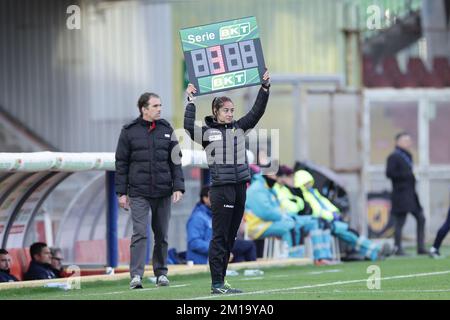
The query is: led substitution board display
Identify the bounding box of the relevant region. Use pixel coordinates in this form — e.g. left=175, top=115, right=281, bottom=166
left=180, top=16, right=266, bottom=96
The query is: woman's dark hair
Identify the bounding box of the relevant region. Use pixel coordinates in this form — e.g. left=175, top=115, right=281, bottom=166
left=137, top=92, right=160, bottom=116
left=211, top=96, right=233, bottom=119
left=199, top=185, right=210, bottom=204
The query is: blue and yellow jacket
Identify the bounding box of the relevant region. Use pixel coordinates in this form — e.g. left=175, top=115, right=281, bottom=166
left=245, top=174, right=284, bottom=239
left=294, top=170, right=340, bottom=221
left=273, top=182, right=305, bottom=215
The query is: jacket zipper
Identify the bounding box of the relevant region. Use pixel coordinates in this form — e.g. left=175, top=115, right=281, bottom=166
left=148, top=125, right=153, bottom=195
left=234, top=127, right=238, bottom=182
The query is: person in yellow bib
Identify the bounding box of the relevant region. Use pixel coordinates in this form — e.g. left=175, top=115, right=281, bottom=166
left=245, top=171, right=298, bottom=257
left=245, top=165, right=334, bottom=264
left=273, top=165, right=335, bottom=265
left=294, top=170, right=392, bottom=261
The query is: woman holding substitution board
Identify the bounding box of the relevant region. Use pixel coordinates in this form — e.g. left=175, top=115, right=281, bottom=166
left=184, top=69, right=270, bottom=294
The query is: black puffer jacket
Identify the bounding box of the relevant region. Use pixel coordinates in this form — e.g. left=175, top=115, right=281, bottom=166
left=184, top=87, right=269, bottom=186
left=115, top=117, right=185, bottom=198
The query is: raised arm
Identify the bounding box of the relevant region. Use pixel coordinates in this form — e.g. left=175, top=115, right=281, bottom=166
left=237, top=69, right=270, bottom=131
left=183, top=83, right=206, bottom=145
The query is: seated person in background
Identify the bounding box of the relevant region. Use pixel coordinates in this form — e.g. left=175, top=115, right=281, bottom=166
left=273, top=165, right=335, bottom=265
left=230, top=218, right=257, bottom=263
left=294, top=170, right=392, bottom=261
left=0, top=249, right=18, bottom=282
left=186, top=186, right=256, bottom=264
left=50, top=247, right=64, bottom=278
left=245, top=169, right=300, bottom=257
left=24, top=242, right=57, bottom=281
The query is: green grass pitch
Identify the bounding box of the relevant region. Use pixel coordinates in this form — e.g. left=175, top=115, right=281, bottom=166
left=1, top=249, right=450, bottom=300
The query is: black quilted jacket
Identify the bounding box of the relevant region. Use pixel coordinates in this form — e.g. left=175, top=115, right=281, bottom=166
left=184, top=87, right=269, bottom=186
left=115, top=117, right=185, bottom=198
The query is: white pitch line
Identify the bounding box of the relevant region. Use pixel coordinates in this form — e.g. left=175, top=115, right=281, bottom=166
left=308, top=269, right=342, bottom=275
left=191, top=270, right=450, bottom=300
left=241, top=277, right=264, bottom=281
left=263, top=288, right=450, bottom=295
left=60, top=284, right=190, bottom=298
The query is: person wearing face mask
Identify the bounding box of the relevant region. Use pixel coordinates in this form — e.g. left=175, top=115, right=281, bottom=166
left=184, top=70, right=270, bottom=294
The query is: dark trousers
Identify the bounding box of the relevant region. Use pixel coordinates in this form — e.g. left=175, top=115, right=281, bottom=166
left=433, top=207, right=450, bottom=250
left=129, top=196, right=171, bottom=279
left=208, top=183, right=247, bottom=286
left=231, top=239, right=257, bottom=263
left=393, top=210, right=426, bottom=252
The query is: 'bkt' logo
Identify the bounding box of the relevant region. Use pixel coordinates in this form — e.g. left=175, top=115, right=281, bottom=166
left=219, top=22, right=250, bottom=40
left=212, top=71, right=246, bottom=90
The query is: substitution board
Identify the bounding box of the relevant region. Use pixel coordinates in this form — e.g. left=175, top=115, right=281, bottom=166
left=180, top=16, right=266, bottom=96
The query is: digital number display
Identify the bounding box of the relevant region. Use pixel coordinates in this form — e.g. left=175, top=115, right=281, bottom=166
left=180, top=17, right=266, bottom=96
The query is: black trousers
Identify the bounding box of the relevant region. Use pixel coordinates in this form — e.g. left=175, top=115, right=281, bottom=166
left=433, top=207, right=450, bottom=250
left=231, top=239, right=257, bottom=263
left=393, top=210, right=426, bottom=252
left=208, top=183, right=247, bottom=286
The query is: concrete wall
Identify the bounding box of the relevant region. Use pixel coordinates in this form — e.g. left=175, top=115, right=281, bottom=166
left=0, top=0, right=173, bottom=152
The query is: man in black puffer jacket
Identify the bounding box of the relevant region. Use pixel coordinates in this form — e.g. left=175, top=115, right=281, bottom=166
left=115, top=92, right=185, bottom=289
left=184, top=70, right=270, bottom=294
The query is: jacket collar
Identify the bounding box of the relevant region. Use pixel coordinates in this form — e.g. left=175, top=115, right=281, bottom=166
left=252, top=173, right=274, bottom=191
left=263, top=175, right=277, bottom=188
left=137, top=116, right=170, bottom=128
left=205, top=115, right=235, bottom=129
left=395, top=146, right=412, bottom=158
left=30, top=260, right=52, bottom=269
left=0, top=268, right=11, bottom=275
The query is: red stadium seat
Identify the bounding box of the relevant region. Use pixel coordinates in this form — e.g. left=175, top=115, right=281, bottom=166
left=6, top=247, right=30, bottom=280
left=7, top=249, right=24, bottom=280
left=407, top=57, right=444, bottom=87
left=433, top=57, right=450, bottom=86
left=75, top=238, right=130, bottom=264
left=382, top=56, right=417, bottom=87
left=363, top=55, right=394, bottom=87
left=118, top=238, right=131, bottom=264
